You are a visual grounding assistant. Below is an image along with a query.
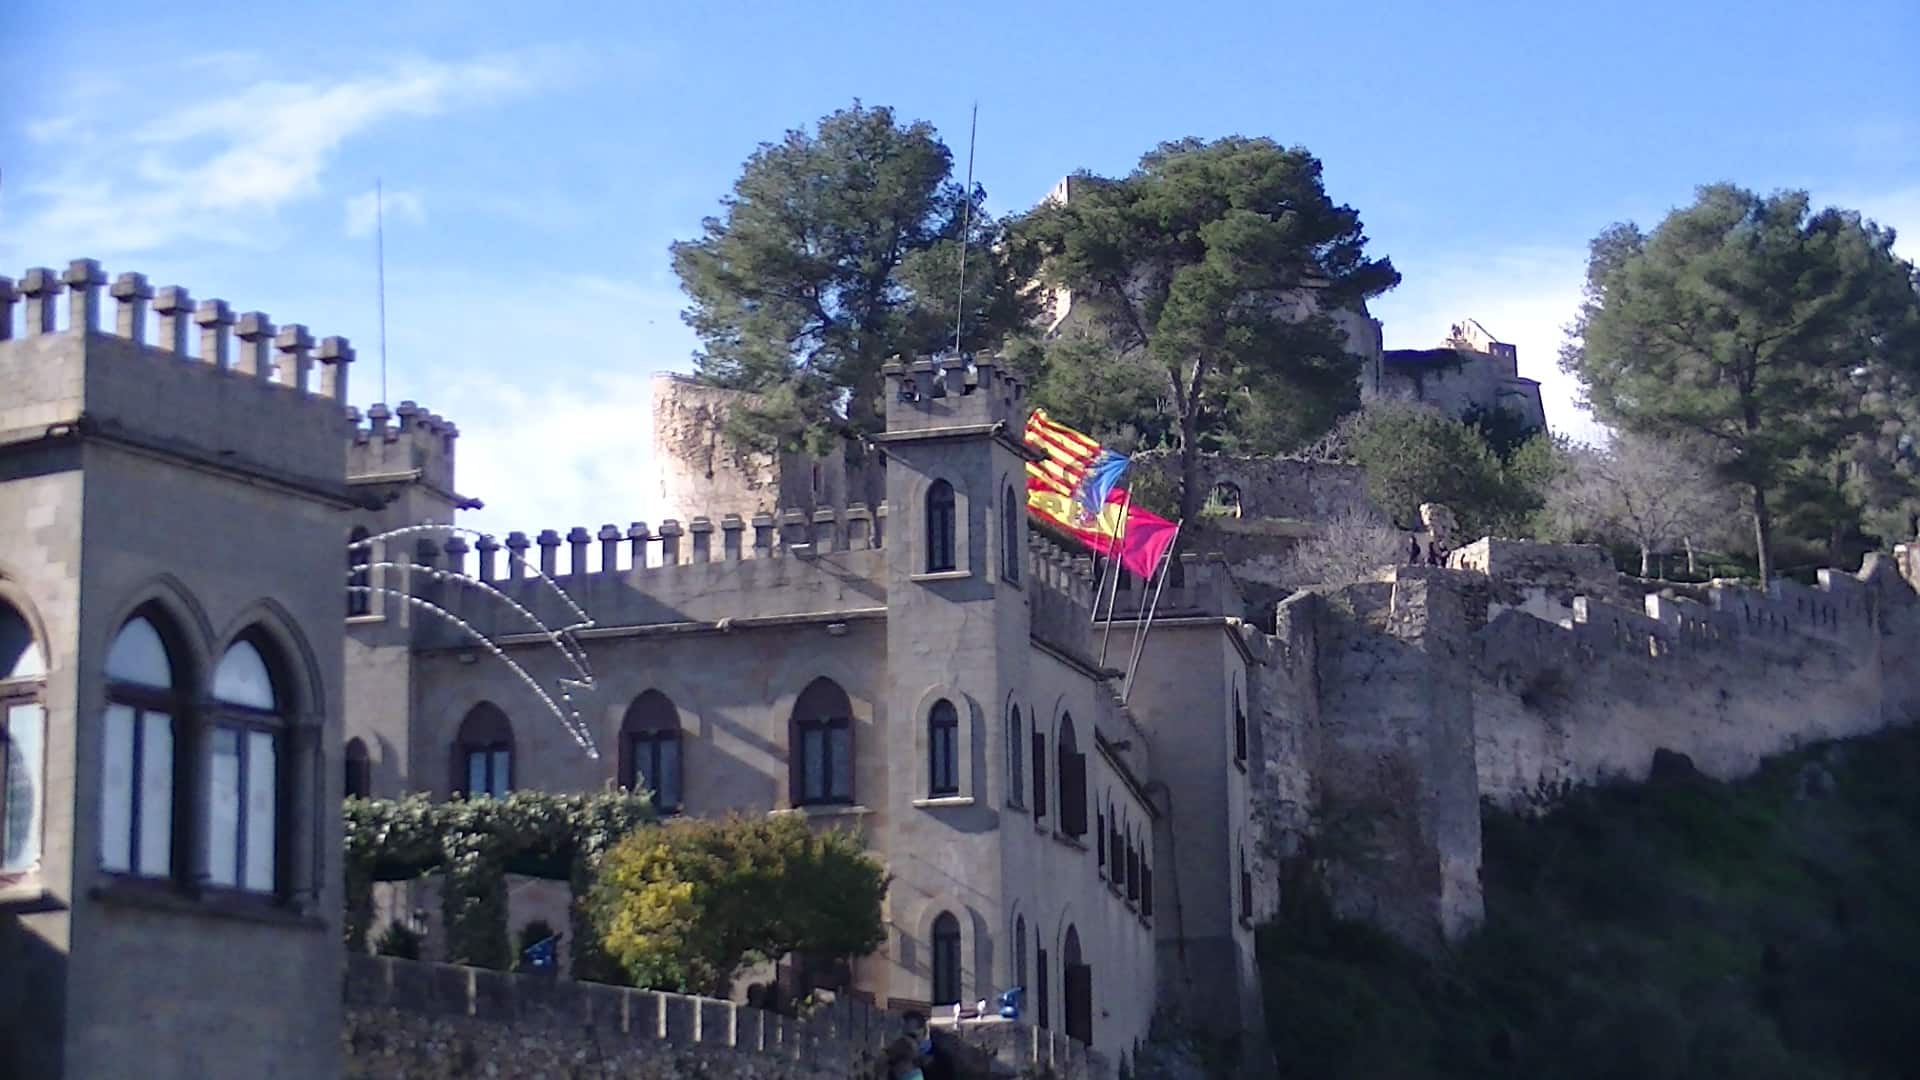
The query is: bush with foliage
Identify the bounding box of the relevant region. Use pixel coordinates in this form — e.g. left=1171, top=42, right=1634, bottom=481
left=343, top=790, right=655, bottom=973
left=589, top=813, right=888, bottom=996
left=373, top=919, right=422, bottom=960
left=1347, top=401, right=1561, bottom=538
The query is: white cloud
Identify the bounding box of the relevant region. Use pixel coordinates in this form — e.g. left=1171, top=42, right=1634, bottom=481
left=344, top=188, right=424, bottom=238
left=1, top=50, right=556, bottom=261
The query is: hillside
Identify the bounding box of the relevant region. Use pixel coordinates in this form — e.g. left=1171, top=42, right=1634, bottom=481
left=1258, top=724, right=1920, bottom=1079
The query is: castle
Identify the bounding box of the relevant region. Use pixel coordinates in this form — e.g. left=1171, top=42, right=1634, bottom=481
left=5, top=257, right=1918, bottom=1079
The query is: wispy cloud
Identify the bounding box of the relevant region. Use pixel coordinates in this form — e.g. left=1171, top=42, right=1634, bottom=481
left=1, top=49, right=564, bottom=261
left=344, top=188, right=425, bottom=238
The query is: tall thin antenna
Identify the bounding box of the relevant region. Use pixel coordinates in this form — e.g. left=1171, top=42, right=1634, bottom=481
left=376, top=177, right=389, bottom=404
left=951, top=102, right=978, bottom=355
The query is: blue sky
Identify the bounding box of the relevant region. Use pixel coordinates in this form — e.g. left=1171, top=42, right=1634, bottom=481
left=3, top=0, right=1915, bottom=536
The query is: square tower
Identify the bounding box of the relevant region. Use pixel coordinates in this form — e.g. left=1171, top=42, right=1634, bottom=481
left=0, top=261, right=352, bottom=1079
left=867, top=354, right=1035, bottom=1009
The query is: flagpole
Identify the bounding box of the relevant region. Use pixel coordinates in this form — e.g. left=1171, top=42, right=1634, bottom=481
left=1122, top=522, right=1183, bottom=705
left=1096, top=485, right=1135, bottom=666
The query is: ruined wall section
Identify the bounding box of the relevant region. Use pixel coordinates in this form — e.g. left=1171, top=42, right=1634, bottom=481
left=650, top=375, right=883, bottom=521
left=1272, top=572, right=1485, bottom=949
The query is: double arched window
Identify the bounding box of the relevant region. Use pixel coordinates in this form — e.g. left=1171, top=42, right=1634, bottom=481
left=792, top=677, right=853, bottom=806
left=928, top=699, right=959, bottom=797
left=926, top=480, right=956, bottom=573
left=102, top=614, right=184, bottom=879
left=209, top=637, right=286, bottom=893
left=2, top=600, right=47, bottom=874
left=931, top=911, right=962, bottom=1006
left=455, top=703, right=513, bottom=799
left=621, top=690, right=682, bottom=813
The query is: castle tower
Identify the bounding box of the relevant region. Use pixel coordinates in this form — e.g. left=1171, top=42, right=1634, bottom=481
left=0, top=261, right=350, bottom=1078
left=868, top=354, right=1033, bottom=1010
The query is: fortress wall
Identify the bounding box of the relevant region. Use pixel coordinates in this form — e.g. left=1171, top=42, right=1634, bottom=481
left=1131, top=451, right=1381, bottom=524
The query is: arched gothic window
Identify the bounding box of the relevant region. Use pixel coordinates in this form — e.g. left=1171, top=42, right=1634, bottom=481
left=1001, top=483, right=1021, bottom=584
left=209, top=636, right=287, bottom=894
left=926, top=480, right=957, bottom=573
left=1056, top=714, right=1087, bottom=838
left=1063, top=925, right=1093, bottom=1044
left=344, top=737, right=372, bottom=800
left=347, top=526, right=372, bottom=617
left=792, top=678, right=853, bottom=806
left=1014, top=914, right=1028, bottom=992
left=2, top=599, right=47, bottom=874
left=1234, top=687, right=1248, bottom=763
left=455, top=703, right=513, bottom=799
left=621, top=690, right=682, bottom=812
left=1006, top=704, right=1024, bottom=808
left=931, top=911, right=962, bottom=1006
left=928, top=699, right=959, bottom=797
left=101, top=613, right=183, bottom=879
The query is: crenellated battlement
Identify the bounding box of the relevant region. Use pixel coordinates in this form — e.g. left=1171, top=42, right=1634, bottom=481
left=346, top=400, right=459, bottom=494
left=0, top=258, right=354, bottom=402
left=0, top=257, right=354, bottom=491
left=880, top=351, right=1026, bottom=433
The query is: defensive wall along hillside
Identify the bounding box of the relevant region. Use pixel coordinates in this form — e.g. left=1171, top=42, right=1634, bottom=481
left=1267, top=537, right=1920, bottom=950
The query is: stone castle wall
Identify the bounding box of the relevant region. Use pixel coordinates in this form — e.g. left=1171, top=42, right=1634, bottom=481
left=342, top=954, right=1104, bottom=1080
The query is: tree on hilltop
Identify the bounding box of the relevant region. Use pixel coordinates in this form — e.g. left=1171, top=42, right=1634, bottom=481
left=1016, top=137, right=1401, bottom=519
left=1562, top=185, right=1920, bottom=584
left=672, top=103, right=1038, bottom=454
left=1540, top=432, right=1740, bottom=577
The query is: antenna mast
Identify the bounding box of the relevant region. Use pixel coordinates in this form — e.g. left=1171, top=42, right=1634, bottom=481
left=951, top=102, right=978, bottom=355
left=376, top=178, right=389, bottom=404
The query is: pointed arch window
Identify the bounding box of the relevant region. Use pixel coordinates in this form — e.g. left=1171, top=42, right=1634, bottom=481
left=455, top=703, right=513, bottom=799
left=101, top=614, right=182, bottom=879
left=344, top=737, right=372, bottom=800
left=1001, top=483, right=1021, bottom=584
left=1014, top=914, right=1028, bottom=993
left=2, top=600, right=47, bottom=874
left=209, top=636, right=287, bottom=894
left=928, top=699, right=959, bottom=797
left=1063, top=925, right=1092, bottom=1044
left=1056, top=714, right=1087, bottom=838
left=792, top=678, right=853, bottom=806
left=926, top=480, right=957, bottom=573
left=931, top=911, right=962, bottom=1006
left=1006, top=704, right=1024, bottom=808
left=621, top=690, right=682, bottom=812
left=347, top=526, right=372, bottom=617
left=1233, top=688, right=1248, bottom=763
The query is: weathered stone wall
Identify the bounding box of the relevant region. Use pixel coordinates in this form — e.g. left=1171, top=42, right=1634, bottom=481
left=1132, top=451, right=1380, bottom=525
left=344, top=954, right=888, bottom=1079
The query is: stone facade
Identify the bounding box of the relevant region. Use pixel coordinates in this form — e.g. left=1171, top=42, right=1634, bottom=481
left=7, top=251, right=1919, bottom=1080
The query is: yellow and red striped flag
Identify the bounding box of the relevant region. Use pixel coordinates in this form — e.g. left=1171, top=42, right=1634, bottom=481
left=1024, top=409, right=1178, bottom=579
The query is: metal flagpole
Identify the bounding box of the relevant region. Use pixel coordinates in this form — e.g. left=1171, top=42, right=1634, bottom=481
left=1096, top=484, right=1135, bottom=666
left=1122, top=522, right=1184, bottom=705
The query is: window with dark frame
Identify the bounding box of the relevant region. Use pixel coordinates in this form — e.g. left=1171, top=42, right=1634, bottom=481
left=1036, top=946, right=1050, bottom=1028
left=347, top=526, right=372, bottom=617
left=931, top=911, right=962, bottom=1005
left=101, top=614, right=182, bottom=880
left=454, top=703, right=514, bottom=799
left=928, top=699, right=959, bottom=797
left=208, top=637, right=287, bottom=895
left=1056, top=714, right=1087, bottom=838
left=622, top=690, right=683, bottom=812
left=1234, top=689, right=1247, bottom=762
left=2, top=600, right=48, bottom=875
left=1001, top=484, right=1020, bottom=584
left=793, top=677, right=854, bottom=806
left=926, top=480, right=957, bottom=573
left=1015, top=914, right=1028, bottom=992
left=1031, top=730, right=1046, bottom=819
left=1006, top=705, right=1023, bottom=807
left=343, top=737, right=372, bottom=800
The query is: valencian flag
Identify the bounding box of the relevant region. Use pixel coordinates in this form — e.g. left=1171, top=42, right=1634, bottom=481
left=1025, top=409, right=1179, bottom=579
